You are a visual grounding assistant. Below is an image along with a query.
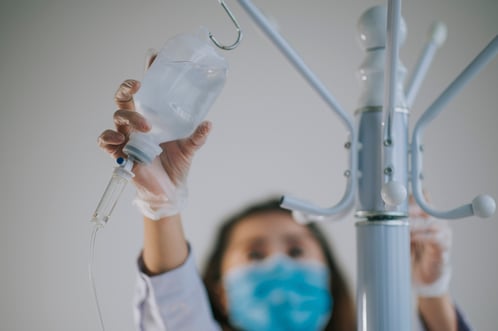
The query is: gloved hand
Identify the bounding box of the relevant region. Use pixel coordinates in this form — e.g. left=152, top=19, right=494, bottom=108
left=98, top=53, right=212, bottom=220
left=410, top=196, right=452, bottom=297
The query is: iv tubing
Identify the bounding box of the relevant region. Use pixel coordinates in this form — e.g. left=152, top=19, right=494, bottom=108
left=88, top=157, right=134, bottom=330
left=236, top=0, right=357, bottom=217
left=89, top=224, right=106, bottom=331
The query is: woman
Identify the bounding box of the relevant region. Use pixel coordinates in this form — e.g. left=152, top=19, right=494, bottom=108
left=99, top=78, right=469, bottom=331
left=202, top=197, right=356, bottom=330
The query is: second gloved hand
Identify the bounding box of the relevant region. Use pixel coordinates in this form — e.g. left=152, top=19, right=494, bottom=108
left=410, top=199, right=453, bottom=297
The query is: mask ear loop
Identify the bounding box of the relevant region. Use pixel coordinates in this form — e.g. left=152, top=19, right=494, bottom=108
left=209, top=0, right=243, bottom=50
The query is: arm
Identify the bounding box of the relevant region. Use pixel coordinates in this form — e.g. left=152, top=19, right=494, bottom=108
left=418, top=295, right=457, bottom=331
left=410, top=196, right=469, bottom=331
left=138, top=118, right=211, bottom=273
left=411, top=219, right=457, bottom=331
left=134, top=243, right=221, bottom=331
left=99, top=78, right=211, bottom=274
left=99, top=77, right=218, bottom=330
left=142, top=214, right=188, bottom=275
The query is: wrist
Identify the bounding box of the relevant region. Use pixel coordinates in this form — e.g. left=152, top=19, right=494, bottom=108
left=414, top=265, right=452, bottom=298
left=133, top=181, right=188, bottom=220
left=142, top=214, right=189, bottom=274
left=418, top=294, right=457, bottom=331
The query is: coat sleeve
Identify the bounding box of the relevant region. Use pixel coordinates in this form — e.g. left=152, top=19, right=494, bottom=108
left=455, top=305, right=474, bottom=331
left=414, top=303, right=474, bottom=331
left=133, top=247, right=222, bottom=331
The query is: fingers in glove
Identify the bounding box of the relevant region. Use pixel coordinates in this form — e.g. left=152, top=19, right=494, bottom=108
left=411, top=240, right=425, bottom=264
left=113, top=109, right=150, bottom=136
left=155, top=121, right=212, bottom=186
left=411, top=239, right=447, bottom=273
left=114, top=79, right=141, bottom=110
left=145, top=48, right=158, bottom=71
left=411, top=222, right=452, bottom=249
left=162, top=121, right=212, bottom=160
left=98, top=129, right=126, bottom=159
left=183, top=121, right=212, bottom=151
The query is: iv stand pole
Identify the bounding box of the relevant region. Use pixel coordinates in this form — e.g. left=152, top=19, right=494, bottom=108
left=235, top=0, right=497, bottom=329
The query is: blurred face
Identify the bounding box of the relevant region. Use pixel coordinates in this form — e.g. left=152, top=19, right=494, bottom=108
left=217, top=210, right=331, bottom=325
left=221, top=211, right=327, bottom=275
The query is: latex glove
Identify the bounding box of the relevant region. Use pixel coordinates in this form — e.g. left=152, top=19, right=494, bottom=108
left=98, top=78, right=212, bottom=220
left=410, top=196, right=452, bottom=297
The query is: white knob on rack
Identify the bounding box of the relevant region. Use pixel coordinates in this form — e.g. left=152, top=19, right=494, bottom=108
left=357, top=5, right=407, bottom=51
left=381, top=180, right=407, bottom=206
left=429, top=21, right=447, bottom=47
left=472, top=194, right=496, bottom=218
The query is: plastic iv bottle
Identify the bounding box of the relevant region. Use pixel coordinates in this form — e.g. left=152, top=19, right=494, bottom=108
left=91, top=27, right=228, bottom=227
left=127, top=27, right=228, bottom=164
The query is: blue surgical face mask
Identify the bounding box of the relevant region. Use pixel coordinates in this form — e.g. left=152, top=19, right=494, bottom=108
left=223, top=254, right=333, bottom=331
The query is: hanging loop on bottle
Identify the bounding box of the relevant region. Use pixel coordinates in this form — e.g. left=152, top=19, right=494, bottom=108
left=209, top=0, right=243, bottom=50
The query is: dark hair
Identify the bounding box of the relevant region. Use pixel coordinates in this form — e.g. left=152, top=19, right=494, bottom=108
left=202, top=197, right=356, bottom=331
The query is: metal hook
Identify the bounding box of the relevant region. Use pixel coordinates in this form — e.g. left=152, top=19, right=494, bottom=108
left=209, top=0, right=243, bottom=50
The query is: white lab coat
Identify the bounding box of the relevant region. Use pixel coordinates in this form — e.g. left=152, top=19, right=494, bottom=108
left=134, top=250, right=221, bottom=331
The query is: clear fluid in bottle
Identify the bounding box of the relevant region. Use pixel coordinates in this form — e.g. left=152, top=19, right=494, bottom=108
left=135, top=61, right=226, bottom=143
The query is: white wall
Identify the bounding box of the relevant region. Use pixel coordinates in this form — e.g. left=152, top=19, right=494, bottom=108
left=1, top=0, right=497, bottom=330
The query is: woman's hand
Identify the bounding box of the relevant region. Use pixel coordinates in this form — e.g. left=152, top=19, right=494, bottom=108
left=410, top=196, right=452, bottom=297
left=98, top=78, right=212, bottom=219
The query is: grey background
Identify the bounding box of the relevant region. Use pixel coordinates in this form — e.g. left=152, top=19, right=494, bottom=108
left=1, top=0, right=497, bottom=330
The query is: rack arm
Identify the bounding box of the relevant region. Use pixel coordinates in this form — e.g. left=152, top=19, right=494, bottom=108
left=411, top=34, right=498, bottom=219
left=384, top=0, right=402, bottom=145
left=236, top=0, right=356, bottom=217
left=405, top=22, right=447, bottom=108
